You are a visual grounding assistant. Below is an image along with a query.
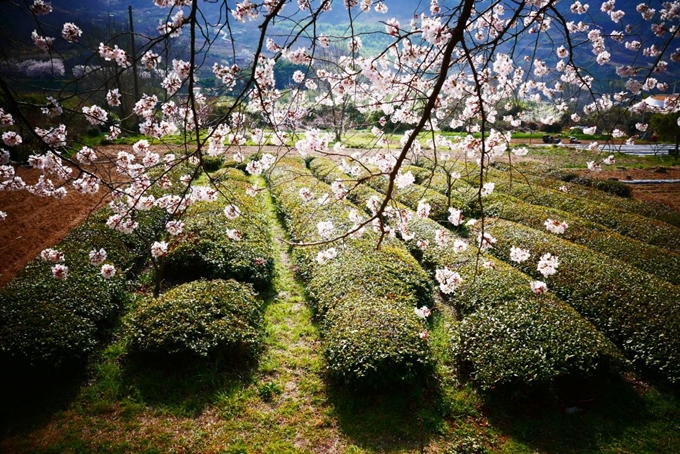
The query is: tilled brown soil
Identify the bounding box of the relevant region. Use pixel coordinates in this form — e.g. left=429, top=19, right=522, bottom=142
left=0, top=166, right=108, bottom=287
left=579, top=167, right=680, bottom=213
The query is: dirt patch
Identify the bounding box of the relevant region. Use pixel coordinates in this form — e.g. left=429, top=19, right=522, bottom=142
left=0, top=166, right=107, bottom=287
left=577, top=167, right=680, bottom=213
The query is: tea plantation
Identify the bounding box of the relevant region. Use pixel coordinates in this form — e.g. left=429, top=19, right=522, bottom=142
left=1, top=155, right=679, bottom=453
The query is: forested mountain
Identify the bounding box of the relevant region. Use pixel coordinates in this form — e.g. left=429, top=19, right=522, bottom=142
left=0, top=1, right=674, bottom=91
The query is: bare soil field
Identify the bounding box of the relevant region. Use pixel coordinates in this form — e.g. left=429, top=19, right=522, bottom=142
left=582, top=167, right=680, bottom=213
left=0, top=166, right=108, bottom=287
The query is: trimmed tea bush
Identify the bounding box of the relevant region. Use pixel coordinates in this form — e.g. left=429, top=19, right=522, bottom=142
left=309, top=157, right=623, bottom=389
left=448, top=163, right=680, bottom=253
left=411, top=219, right=625, bottom=388
left=62, top=208, right=168, bottom=275
left=485, top=218, right=680, bottom=384
left=419, top=158, right=680, bottom=228
left=126, top=279, right=262, bottom=357
left=164, top=170, right=274, bottom=289
left=202, top=155, right=225, bottom=172
left=481, top=192, right=680, bottom=286
left=452, top=298, right=620, bottom=389
left=210, top=166, right=251, bottom=183
left=0, top=208, right=165, bottom=365
left=0, top=262, right=126, bottom=365
left=306, top=242, right=432, bottom=315
left=412, top=161, right=680, bottom=383
left=554, top=172, right=632, bottom=198
left=268, top=158, right=433, bottom=386
left=269, top=159, right=352, bottom=243
left=324, top=297, right=431, bottom=383
left=521, top=164, right=680, bottom=227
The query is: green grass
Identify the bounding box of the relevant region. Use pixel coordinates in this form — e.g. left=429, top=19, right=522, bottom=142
left=510, top=144, right=679, bottom=170
left=488, top=377, right=680, bottom=454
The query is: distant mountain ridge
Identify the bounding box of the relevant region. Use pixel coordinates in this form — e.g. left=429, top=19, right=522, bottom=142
left=0, top=1, right=674, bottom=88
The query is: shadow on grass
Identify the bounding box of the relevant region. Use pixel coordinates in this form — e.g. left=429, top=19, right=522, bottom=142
left=0, top=357, right=88, bottom=437
left=325, top=375, right=447, bottom=452
left=482, top=372, right=680, bottom=453
left=120, top=350, right=257, bottom=418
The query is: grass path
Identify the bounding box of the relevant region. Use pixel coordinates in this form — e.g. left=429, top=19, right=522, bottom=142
left=230, top=182, right=346, bottom=452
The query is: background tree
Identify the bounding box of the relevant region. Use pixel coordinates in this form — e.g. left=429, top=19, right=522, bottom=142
left=1, top=0, right=680, bottom=271
left=650, top=110, right=680, bottom=158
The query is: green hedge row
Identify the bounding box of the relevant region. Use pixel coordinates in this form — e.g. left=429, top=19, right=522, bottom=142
left=553, top=172, right=632, bottom=197
left=0, top=209, right=165, bottom=366
left=268, top=158, right=433, bottom=386
left=404, top=219, right=624, bottom=389
left=510, top=162, right=680, bottom=227
left=125, top=279, right=263, bottom=358
left=409, top=163, right=680, bottom=286
left=164, top=168, right=274, bottom=290
left=419, top=157, right=680, bottom=228
left=411, top=161, right=680, bottom=383
left=452, top=298, right=622, bottom=389
left=407, top=164, right=485, bottom=220
left=490, top=176, right=680, bottom=251
left=481, top=192, right=680, bottom=286
left=309, top=157, right=622, bottom=389
left=485, top=218, right=680, bottom=384
left=311, top=161, right=456, bottom=224
left=268, top=159, right=353, bottom=244
left=417, top=161, right=680, bottom=254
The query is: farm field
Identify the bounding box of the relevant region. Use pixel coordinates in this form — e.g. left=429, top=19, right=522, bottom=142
left=1, top=144, right=680, bottom=453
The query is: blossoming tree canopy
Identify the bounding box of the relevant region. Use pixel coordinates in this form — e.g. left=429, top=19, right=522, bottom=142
left=1, top=0, right=680, bottom=284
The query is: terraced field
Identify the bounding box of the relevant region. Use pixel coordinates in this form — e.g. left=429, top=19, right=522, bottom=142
left=1, top=151, right=679, bottom=453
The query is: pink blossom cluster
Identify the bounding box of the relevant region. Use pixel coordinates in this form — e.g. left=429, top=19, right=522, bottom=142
left=31, top=30, right=54, bottom=52
left=544, top=219, right=568, bottom=235
left=98, top=43, right=129, bottom=67
left=30, top=0, right=52, bottom=15
left=82, top=105, right=108, bottom=125
left=316, top=247, right=338, bottom=264
left=61, top=23, right=82, bottom=42
left=435, top=266, right=463, bottom=294
left=158, top=9, right=186, bottom=37
left=537, top=253, right=560, bottom=277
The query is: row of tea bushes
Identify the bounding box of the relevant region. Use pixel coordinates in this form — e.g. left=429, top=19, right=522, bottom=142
left=549, top=172, right=632, bottom=198
left=488, top=169, right=680, bottom=239
left=268, top=158, right=434, bottom=386
left=126, top=167, right=273, bottom=359
left=309, top=158, right=623, bottom=389
left=0, top=208, right=166, bottom=366
left=504, top=162, right=680, bottom=228
left=354, top=166, right=454, bottom=223
left=419, top=157, right=680, bottom=228
left=164, top=168, right=275, bottom=290
left=420, top=161, right=680, bottom=254
left=482, top=192, right=680, bottom=286
left=485, top=219, right=680, bottom=384
left=410, top=162, right=680, bottom=382
left=406, top=164, right=485, bottom=217
left=410, top=164, right=680, bottom=286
